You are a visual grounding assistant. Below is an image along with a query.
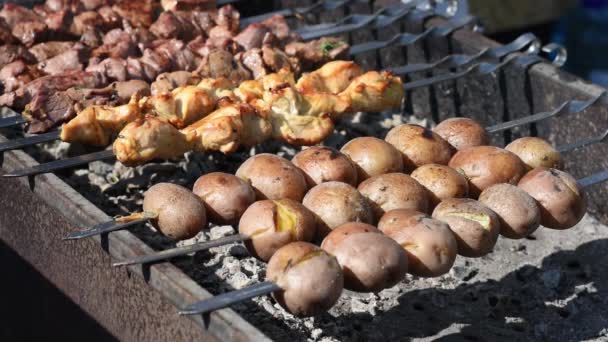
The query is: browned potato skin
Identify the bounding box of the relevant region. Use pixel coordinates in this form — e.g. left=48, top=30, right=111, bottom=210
left=320, top=222, right=380, bottom=253
left=292, top=146, right=358, bottom=187
left=357, top=173, right=429, bottom=220
left=385, top=124, right=454, bottom=172
left=411, top=164, right=469, bottom=209
left=192, top=172, right=256, bottom=225
left=479, top=183, right=541, bottom=239
left=378, top=209, right=458, bottom=277
left=340, top=137, right=404, bottom=181
left=302, top=181, right=374, bottom=241
left=266, top=242, right=343, bottom=317
left=433, top=117, right=490, bottom=150
left=143, top=183, right=207, bottom=240
left=432, top=198, right=501, bottom=257
left=238, top=199, right=317, bottom=261
left=505, top=137, right=563, bottom=170
left=322, top=227, right=408, bottom=292
left=235, top=153, right=308, bottom=201
left=518, top=167, right=586, bottom=230
left=448, top=146, right=527, bottom=198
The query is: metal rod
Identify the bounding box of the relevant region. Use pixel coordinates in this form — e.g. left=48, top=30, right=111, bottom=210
left=2, top=149, right=115, bottom=178
left=0, top=115, right=26, bottom=128
left=578, top=170, right=608, bottom=189
left=557, top=129, right=608, bottom=153
left=240, top=0, right=360, bottom=26
left=63, top=216, right=150, bottom=240
left=178, top=281, right=282, bottom=316
left=0, top=131, right=60, bottom=153
left=486, top=92, right=607, bottom=133
left=112, top=234, right=250, bottom=267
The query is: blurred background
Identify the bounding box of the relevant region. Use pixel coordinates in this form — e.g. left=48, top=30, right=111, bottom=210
left=451, top=0, right=608, bottom=86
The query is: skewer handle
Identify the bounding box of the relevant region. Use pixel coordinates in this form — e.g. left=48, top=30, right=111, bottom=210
left=178, top=281, right=282, bottom=316
left=63, top=216, right=150, bottom=240
left=112, top=233, right=250, bottom=267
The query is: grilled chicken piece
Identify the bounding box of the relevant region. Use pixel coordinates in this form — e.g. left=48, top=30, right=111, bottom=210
left=296, top=60, right=364, bottom=94
left=60, top=77, right=235, bottom=145
left=112, top=64, right=405, bottom=166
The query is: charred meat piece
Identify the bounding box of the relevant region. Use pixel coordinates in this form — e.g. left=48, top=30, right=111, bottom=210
left=0, top=71, right=107, bottom=109
left=0, top=17, right=16, bottom=44
left=150, top=11, right=200, bottom=41
left=80, top=28, right=104, bottom=47
left=213, top=4, right=240, bottom=34
left=0, top=60, right=46, bottom=93
left=151, top=70, right=201, bottom=95
left=91, top=28, right=140, bottom=60
left=112, top=0, right=154, bottom=28
left=0, top=45, right=36, bottom=68
left=233, top=23, right=270, bottom=51
left=24, top=79, right=150, bottom=133
left=38, top=45, right=89, bottom=75
left=285, top=38, right=349, bottom=70
left=0, top=3, right=50, bottom=46
left=29, top=41, right=78, bottom=61
left=161, top=0, right=215, bottom=12
left=197, top=49, right=252, bottom=84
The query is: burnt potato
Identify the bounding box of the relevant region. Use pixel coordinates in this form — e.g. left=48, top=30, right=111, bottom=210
left=292, top=146, right=358, bottom=187
left=448, top=146, right=527, bottom=197
left=385, top=123, right=454, bottom=172
left=192, top=172, right=256, bottom=225
left=518, top=167, right=586, bottom=230
left=433, top=117, right=490, bottom=150
left=357, top=173, right=429, bottom=220
left=411, top=164, right=469, bottom=208
left=235, top=153, right=308, bottom=201
left=302, top=181, right=374, bottom=241
left=505, top=137, right=563, bottom=170
left=143, top=183, right=207, bottom=240
left=340, top=136, right=404, bottom=181
left=378, top=209, right=458, bottom=277
left=479, top=183, right=541, bottom=239
left=239, top=199, right=317, bottom=261
left=432, top=198, right=501, bottom=257
left=321, top=223, right=408, bottom=292
left=266, top=242, right=344, bottom=317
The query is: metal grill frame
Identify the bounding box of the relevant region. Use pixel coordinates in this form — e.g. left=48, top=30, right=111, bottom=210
left=1, top=2, right=608, bottom=341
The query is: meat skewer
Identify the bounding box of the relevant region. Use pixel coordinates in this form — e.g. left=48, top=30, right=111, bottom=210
left=0, top=55, right=587, bottom=178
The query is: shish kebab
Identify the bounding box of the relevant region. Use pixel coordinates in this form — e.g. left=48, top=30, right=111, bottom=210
left=0, top=5, right=476, bottom=133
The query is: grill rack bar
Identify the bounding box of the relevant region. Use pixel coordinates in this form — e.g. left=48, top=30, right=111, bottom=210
left=0, top=54, right=582, bottom=179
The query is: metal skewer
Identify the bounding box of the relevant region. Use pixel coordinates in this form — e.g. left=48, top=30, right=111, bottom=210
left=0, top=115, right=26, bottom=128
left=112, top=234, right=250, bottom=266
left=63, top=216, right=151, bottom=240
left=2, top=149, right=115, bottom=178
left=0, top=131, right=60, bottom=153
left=178, top=281, right=282, bottom=316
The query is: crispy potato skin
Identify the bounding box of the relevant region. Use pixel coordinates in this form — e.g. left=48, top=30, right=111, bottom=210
left=379, top=209, right=458, bottom=277
left=192, top=172, right=256, bottom=225
left=518, top=167, right=586, bottom=230
left=322, top=228, right=408, bottom=292
left=340, top=136, right=404, bottom=182
left=143, top=183, right=207, bottom=240
left=357, top=173, right=429, bottom=220
left=505, top=137, right=563, bottom=170
left=411, top=164, right=469, bottom=209
left=239, top=199, right=317, bottom=261
left=433, top=117, right=490, bottom=150
left=235, top=153, right=309, bottom=201
left=303, top=181, right=374, bottom=241
left=266, top=242, right=344, bottom=317
left=292, top=146, right=358, bottom=187
left=479, top=183, right=540, bottom=239
left=448, top=146, right=527, bottom=198
left=385, top=124, right=454, bottom=172
left=432, top=198, right=501, bottom=258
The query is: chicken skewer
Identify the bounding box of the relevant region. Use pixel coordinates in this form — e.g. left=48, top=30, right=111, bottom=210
left=1, top=56, right=593, bottom=178
left=0, top=31, right=542, bottom=148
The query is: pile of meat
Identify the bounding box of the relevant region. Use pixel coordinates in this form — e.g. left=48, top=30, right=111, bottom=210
left=0, top=0, right=349, bottom=133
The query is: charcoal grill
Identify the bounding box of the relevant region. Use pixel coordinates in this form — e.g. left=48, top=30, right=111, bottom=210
left=1, top=0, right=608, bottom=340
